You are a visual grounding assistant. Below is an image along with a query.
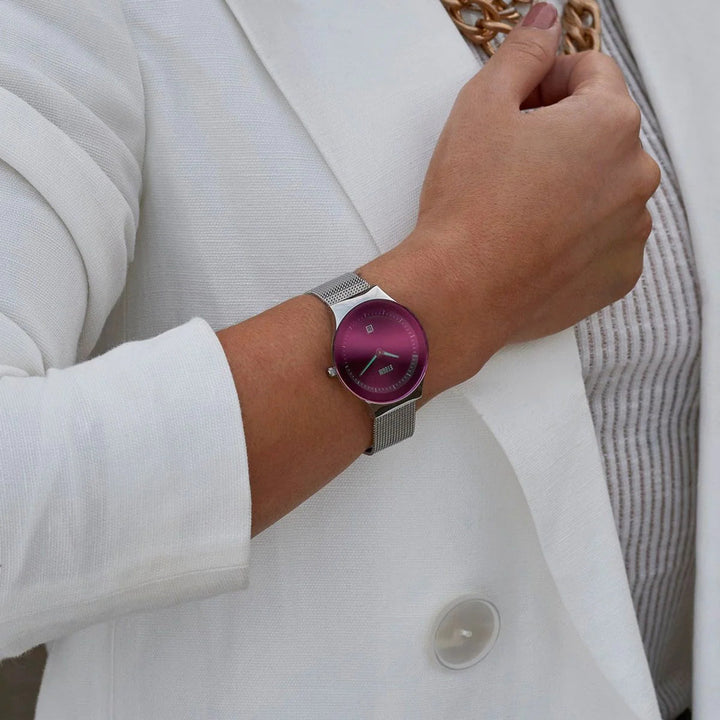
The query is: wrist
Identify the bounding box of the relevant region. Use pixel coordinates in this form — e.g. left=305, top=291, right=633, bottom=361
left=355, top=230, right=500, bottom=405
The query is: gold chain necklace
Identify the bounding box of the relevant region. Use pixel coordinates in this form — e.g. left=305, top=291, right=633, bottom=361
left=440, top=0, right=601, bottom=56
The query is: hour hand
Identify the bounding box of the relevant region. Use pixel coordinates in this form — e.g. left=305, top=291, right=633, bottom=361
left=380, top=350, right=400, bottom=359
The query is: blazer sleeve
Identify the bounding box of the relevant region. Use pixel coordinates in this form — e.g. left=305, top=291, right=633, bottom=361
left=0, top=0, right=251, bottom=660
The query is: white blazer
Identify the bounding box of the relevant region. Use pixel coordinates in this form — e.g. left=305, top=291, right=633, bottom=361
left=0, top=1, right=716, bottom=718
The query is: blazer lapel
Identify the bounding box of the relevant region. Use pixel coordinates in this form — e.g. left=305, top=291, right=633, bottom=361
left=612, top=2, right=720, bottom=718
left=223, top=0, right=663, bottom=716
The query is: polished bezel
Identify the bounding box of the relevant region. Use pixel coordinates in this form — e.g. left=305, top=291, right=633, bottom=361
left=331, top=298, right=428, bottom=405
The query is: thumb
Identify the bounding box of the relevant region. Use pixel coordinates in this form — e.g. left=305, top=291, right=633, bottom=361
left=481, top=2, right=561, bottom=106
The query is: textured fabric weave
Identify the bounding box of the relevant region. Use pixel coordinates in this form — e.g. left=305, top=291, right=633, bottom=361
left=462, top=2, right=700, bottom=717
left=0, top=0, right=252, bottom=659
left=575, top=3, right=699, bottom=718
left=0, top=0, right=707, bottom=717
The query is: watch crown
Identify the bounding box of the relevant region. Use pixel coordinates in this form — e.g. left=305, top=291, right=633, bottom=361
left=327, top=366, right=338, bottom=378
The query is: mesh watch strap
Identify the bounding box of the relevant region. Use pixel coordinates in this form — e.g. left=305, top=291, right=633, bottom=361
left=367, top=399, right=417, bottom=455
left=307, top=272, right=419, bottom=455
left=308, top=271, right=371, bottom=305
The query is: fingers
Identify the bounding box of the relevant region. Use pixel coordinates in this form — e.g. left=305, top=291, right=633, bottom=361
left=472, top=2, right=562, bottom=107
left=565, top=49, right=628, bottom=97
left=521, top=53, right=582, bottom=108
left=521, top=50, right=631, bottom=109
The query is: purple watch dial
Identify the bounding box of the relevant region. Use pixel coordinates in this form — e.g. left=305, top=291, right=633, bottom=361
left=332, top=298, right=429, bottom=404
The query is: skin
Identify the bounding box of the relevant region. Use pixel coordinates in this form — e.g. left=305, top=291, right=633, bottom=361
left=216, top=7, right=661, bottom=537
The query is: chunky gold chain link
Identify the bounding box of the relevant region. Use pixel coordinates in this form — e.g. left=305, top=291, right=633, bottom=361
left=440, top=0, right=601, bottom=56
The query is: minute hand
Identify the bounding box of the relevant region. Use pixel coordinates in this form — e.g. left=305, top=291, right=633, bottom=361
left=359, top=353, right=378, bottom=376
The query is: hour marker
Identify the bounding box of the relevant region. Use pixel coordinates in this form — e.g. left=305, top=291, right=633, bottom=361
left=365, top=324, right=374, bottom=334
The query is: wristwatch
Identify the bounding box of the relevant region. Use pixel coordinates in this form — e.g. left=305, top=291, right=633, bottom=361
left=307, top=272, right=429, bottom=455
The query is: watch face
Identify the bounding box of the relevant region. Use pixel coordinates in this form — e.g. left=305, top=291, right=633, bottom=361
left=332, top=299, right=429, bottom=404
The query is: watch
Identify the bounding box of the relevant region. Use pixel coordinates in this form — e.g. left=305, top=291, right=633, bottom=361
left=307, top=272, right=429, bottom=455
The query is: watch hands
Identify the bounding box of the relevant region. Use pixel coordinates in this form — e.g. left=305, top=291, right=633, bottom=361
left=360, top=350, right=400, bottom=376
left=359, top=353, right=378, bottom=376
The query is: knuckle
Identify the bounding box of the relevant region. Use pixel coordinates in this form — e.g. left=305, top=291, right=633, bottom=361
left=511, top=37, right=552, bottom=65
left=630, top=180, right=647, bottom=206
left=580, top=51, right=623, bottom=88
left=596, top=53, right=627, bottom=87
left=633, top=153, right=662, bottom=202
left=604, top=54, right=626, bottom=82
left=630, top=257, right=645, bottom=287
left=621, top=255, right=645, bottom=296
left=638, top=207, right=654, bottom=241
left=591, top=92, right=628, bottom=130
left=587, top=86, right=638, bottom=134
left=647, top=156, right=662, bottom=194
left=606, top=96, right=641, bottom=134
left=577, top=48, right=609, bottom=75
left=624, top=100, right=643, bottom=134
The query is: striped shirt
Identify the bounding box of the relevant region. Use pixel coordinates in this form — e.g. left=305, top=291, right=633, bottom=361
left=573, top=2, right=699, bottom=716
left=458, top=2, right=701, bottom=717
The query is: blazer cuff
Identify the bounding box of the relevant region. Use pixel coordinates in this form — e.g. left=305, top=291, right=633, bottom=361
left=0, top=316, right=251, bottom=658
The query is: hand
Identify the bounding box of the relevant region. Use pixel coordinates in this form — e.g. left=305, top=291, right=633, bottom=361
left=389, top=2, right=661, bottom=390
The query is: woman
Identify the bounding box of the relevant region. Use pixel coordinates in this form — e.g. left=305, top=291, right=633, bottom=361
left=0, top=0, right=713, bottom=718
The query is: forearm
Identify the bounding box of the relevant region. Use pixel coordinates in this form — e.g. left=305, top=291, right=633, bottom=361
left=211, top=13, right=662, bottom=540
left=216, top=238, right=498, bottom=537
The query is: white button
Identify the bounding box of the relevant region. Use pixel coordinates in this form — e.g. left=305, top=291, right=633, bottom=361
left=433, top=596, right=500, bottom=670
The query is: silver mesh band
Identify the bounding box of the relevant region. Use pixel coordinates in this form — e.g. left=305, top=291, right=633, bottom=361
left=364, top=399, right=417, bottom=455
left=307, top=272, right=371, bottom=306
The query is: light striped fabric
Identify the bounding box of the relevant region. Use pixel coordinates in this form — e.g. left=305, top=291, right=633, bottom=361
left=573, top=2, right=699, bottom=717
left=458, top=3, right=701, bottom=718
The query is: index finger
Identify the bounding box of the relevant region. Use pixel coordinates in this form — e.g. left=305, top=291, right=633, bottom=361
left=521, top=50, right=630, bottom=109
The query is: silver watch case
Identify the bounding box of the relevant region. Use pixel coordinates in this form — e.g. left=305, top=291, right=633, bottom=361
left=325, top=284, right=425, bottom=412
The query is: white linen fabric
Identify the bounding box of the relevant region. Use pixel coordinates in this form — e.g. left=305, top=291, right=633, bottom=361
left=0, top=0, right=251, bottom=656
left=0, top=1, right=717, bottom=719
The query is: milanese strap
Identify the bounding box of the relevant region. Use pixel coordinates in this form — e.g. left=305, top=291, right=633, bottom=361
left=307, top=272, right=418, bottom=455
left=308, top=271, right=371, bottom=306
left=366, top=399, right=417, bottom=455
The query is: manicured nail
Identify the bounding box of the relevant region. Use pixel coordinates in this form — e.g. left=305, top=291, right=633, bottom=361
left=521, top=2, right=558, bottom=29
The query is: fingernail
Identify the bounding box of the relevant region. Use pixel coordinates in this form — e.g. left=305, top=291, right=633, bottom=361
left=521, top=2, right=558, bottom=29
